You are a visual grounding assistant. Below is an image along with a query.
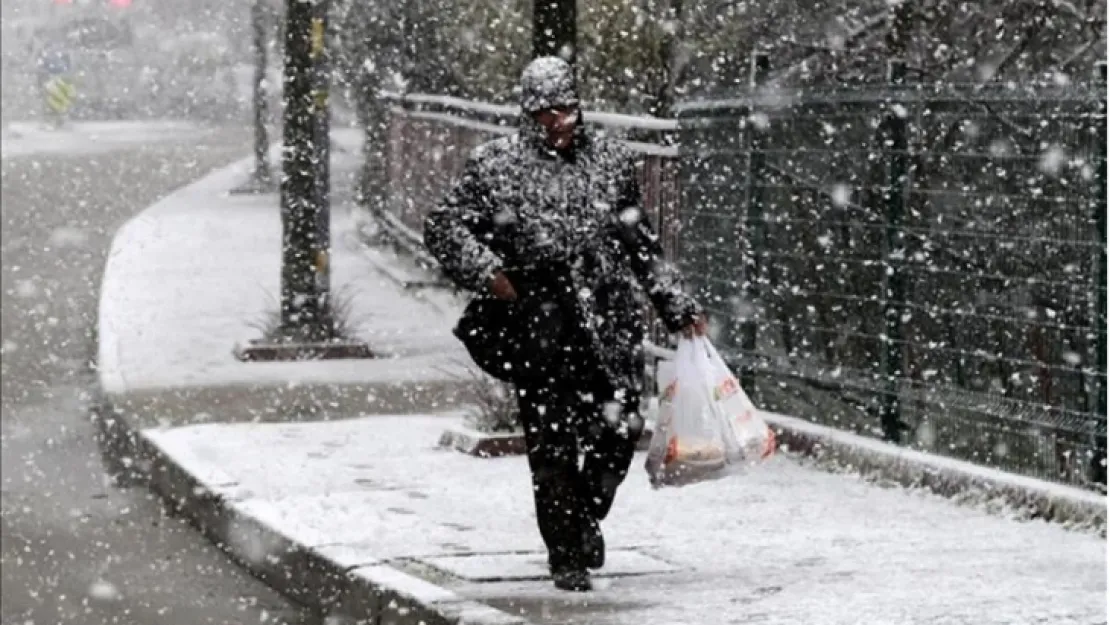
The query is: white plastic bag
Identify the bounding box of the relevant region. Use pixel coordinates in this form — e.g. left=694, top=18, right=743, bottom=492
left=645, top=337, right=776, bottom=487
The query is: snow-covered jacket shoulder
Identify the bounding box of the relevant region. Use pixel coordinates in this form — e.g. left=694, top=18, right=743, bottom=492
left=423, top=129, right=701, bottom=335
left=421, top=136, right=516, bottom=293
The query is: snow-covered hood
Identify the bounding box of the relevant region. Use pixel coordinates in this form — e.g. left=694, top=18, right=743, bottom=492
left=520, top=55, right=578, bottom=113
left=518, top=55, right=584, bottom=152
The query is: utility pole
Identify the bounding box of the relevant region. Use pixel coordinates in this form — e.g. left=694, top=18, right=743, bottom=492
left=237, top=0, right=373, bottom=361
left=310, top=0, right=331, bottom=272
left=278, top=0, right=331, bottom=342
left=532, top=0, right=576, bottom=64
left=233, top=0, right=276, bottom=194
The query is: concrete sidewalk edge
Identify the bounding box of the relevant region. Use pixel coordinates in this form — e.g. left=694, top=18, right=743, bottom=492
left=91, top=393, right=530, bottom=625
left=99, top=379, right=476, bottom=429
left=763, top=411, right=1106, bottom=533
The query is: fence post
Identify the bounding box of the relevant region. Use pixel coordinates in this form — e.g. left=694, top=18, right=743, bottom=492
left=879, top=59, right=909, bottom=443
left=359, top=84, right=389, bottom=220
left=1088, top=61, right=1107, bottom=484
left=738, top=51, right=770, bottom=392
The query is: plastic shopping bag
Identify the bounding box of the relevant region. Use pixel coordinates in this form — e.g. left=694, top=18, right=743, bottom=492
left=645, top=337, right=776, bottom=487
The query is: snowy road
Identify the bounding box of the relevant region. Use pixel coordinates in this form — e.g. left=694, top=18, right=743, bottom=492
left=1, top=121, right=213, bottom=160
left=0, top=124, right=324, bottom=624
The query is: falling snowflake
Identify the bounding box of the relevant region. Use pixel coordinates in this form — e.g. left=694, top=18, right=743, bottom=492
left=916, top=421, right=937, bottom=448
left=989, top=139, right=1015, bottom=158
left=493, top=209, right=516, bottom=226
left=748, top=112, right=770, bottom=131
left=88, top=580, right=121, bottom=601
left=13, top=279, right=38, bottom=299
left=224, top=519, right=282, bottom=567
left=619, top=207, right=641, bottom=225
left=1038, top=145, right=1067, bottom=176
left=976, top=62, right=998, bottom=82
left=830, top=184, right=851, bottom=207
left=49, top=227, right=89, bottom=248
left=993, top=440, right=1009, bottom=459
left=602, top=401, right=621, bottom=426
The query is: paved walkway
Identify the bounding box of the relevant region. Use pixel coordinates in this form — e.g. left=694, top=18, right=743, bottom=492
left=145, top=414, right=1106, bottom=625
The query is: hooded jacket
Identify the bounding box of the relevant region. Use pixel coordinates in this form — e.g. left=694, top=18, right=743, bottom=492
left=424, top=56, right=701, bottom=394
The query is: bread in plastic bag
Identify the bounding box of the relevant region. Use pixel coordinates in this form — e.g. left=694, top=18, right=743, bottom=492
left=645, top=337, right=776, bottom=487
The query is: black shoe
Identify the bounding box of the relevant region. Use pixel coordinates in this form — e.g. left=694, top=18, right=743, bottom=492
left=552, top=567, right=592, bottom=592
left=584, top=518, right=605, bottom=570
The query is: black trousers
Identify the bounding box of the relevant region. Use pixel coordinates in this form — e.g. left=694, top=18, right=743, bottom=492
left=516, top=378, right=643, bottom=570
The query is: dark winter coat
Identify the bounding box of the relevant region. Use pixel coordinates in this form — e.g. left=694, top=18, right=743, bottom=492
left=424, top=61, right=701, bottom=396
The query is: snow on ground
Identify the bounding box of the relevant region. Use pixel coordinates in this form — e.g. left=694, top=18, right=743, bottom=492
left=1, top=120, right=207, bottom=159
left=97, top=146, right=466, bottom=395
left=145, top=415, right=1107, bottom=625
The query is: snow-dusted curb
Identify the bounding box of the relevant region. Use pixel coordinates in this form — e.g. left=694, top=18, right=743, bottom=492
left=98, top=409, right=526, bottom=624
left=762, top=411, right=1106, bottom=533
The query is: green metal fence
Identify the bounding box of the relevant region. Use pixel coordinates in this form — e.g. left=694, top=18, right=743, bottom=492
left=677, top=59, right=1107, bottom=488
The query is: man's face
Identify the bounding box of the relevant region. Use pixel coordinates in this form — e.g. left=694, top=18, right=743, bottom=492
left=532, top=105, right=579, bottom=150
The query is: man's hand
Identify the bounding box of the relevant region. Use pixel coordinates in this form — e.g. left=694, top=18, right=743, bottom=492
left=680, top=314, right=708, bottom=338
left=489, top=271, right=518, bottom=301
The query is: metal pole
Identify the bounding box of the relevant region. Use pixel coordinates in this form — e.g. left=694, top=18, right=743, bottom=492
left=279, top=0, right=332, bottom=342
left=1088, top=61, right=1107, bottom=484
left=657, top=0, right=683, bottom=118
left=879, top=59, right=909, bottom=443
left=312, top=0, right=331, bottom=289
left=251, top=0, right=273, bottom=188
left=739, top=51, right=769, bottom=392
left=1091, top=61, right=1107, bottom=420
left=532, top=0, right=576, bottom=64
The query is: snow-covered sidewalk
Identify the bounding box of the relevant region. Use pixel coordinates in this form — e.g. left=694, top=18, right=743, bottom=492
left=96, top=140, right=1105, bottom=625
left=97, top=134, right=472, bottom=426
left=144, top=413, right=1106, bottom=625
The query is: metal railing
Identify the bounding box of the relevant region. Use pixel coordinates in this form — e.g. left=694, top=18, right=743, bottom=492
left=677, top=60, right=1107, bottom=488
left=364, top=73, right=1107, bottom=489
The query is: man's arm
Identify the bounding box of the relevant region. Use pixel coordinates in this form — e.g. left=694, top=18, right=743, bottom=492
left=611, top=152, right=703, bottom=333
left=423, top=152, right=505, bottom=294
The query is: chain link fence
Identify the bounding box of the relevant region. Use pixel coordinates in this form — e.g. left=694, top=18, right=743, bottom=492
left=677, top=60, right=1107, bottom=488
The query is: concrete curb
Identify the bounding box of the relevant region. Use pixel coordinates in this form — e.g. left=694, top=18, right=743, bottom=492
left=762, top=411, right=1107, bottom=533
left=93, top=393, right=531, bottom=625
left=99, top=378, right=476, bottom=430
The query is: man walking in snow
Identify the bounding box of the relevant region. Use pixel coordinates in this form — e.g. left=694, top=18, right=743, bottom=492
left=424, top=56, right=706, bottom=592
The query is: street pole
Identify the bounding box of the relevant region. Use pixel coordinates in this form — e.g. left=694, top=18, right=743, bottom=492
left=279, top=0, right=332, bottom=342
left=657, top=0, right=683, bottom=118
left=311, top=0, right=331, bottom=271
left=250, top=0, right=273, bottom=188
left=233, top=0, right=275, bottom=194
left=237, top=0, right=371, bottom=360
left=532, top=0, right=576, bottom=64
